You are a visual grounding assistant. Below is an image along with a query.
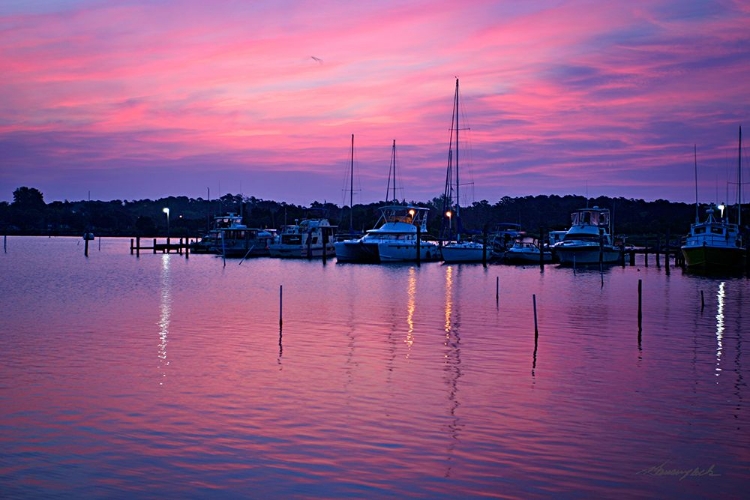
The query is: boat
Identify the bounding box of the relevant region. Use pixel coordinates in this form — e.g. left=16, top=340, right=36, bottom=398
left=553, top=206, right=622, bottom=266
left=681, top=128, right=746, bottom=270
left=269, top=216, right=337, bottom=258
left=334, top=205, right=440, bottom=263
left=502, top=239, right=553, bottom=265
left=218, top=224, right=276, bottom=258
left=191, top=213, right=242, bottom=254
left=440, top=78, right=488, bottom=263
left=336, top=138, right=440, bottom=263
left=489, top=222, right=525, bottom=259
left=199, top=213, right=275, bottom=258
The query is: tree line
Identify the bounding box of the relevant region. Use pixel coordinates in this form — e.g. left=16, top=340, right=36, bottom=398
left=2, top=186, right=746, bottom=241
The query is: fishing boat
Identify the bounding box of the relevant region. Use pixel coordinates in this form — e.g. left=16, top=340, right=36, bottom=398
left=553, top=206, right=621, bottom=266
left=334, top=205, right=439, bottom=263
left=489, top=222, right=525, bottom=259
left=502, top=239, right=553, bottom=265
left=191, top=213, right=243, bottom=254
left=269, top=217, right=337, bottom=258
left=681, top=128, right=746, bottom=270
left=440, top=78, right=488, bottom=263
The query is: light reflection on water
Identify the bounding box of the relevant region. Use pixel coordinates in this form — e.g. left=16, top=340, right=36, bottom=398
left=0, top=236, right=748, bottom=499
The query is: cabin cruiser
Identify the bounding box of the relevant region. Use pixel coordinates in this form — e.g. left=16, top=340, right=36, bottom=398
left=553, top=207, right=621, bottom=266
left=269, top=218, right=337, bottom=258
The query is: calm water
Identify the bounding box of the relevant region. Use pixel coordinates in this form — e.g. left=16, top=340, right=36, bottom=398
left=0, top=236, right=747, bottom=499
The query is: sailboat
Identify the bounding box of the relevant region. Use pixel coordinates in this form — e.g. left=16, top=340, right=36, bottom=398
left=335, top=139, right=440, bottom=263
left=681, top=127, right=746, bottom=270
left=440, top=78, right=488, bottom=263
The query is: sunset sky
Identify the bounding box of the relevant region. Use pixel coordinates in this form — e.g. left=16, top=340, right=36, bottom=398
left=1, top=0, right=749, bottom=206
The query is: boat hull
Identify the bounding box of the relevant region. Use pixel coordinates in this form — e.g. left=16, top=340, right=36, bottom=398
left=555, top=245, right=621, bottom=266
left=377, top=241, right=440, bottom=262
left=334, top=240, right=380, bottom=263
left=681, top=245, right=745, bottom=270
left=503, top=250, right=553, bottom=265
left=441, top=242, right=488, bottom=263
left=269, top=243, right=335, bottom=258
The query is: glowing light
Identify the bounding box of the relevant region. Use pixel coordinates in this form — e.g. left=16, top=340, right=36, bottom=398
left=718, top=203, right=725, bottom=218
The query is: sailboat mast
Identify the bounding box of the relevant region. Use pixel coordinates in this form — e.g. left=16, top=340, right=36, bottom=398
left=392, top=140, right=397, bottom=202
left=454, top=78, right=461, bottom=241
left=350, top=133, right=354, bottom=231
left=694, top=145, right=699, bottom=223
left=738, top=126, right=742, bottom=227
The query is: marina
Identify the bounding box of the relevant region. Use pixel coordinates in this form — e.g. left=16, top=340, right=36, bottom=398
left=1, top=236, right=748, bottom=498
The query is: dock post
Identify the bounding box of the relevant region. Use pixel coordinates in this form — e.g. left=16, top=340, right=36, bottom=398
left=538, top=226, right=544, bottom=271
left=629, top=249, right=635, bottom=266
left=136, top=236, right=141, bottom=257
left=185, top=239, right=189, bottom=259
left=279, top=285, right=283, bottom=327
left=130, top=238, right=134, bottom=255
left=416, top=225, right=421, bottom=265
left=153, top=238, right=157, bottom=254
left=655, top=235, right=661, bottom=268
left=638, top=279, right=643, bottom=331
left=322, top=230, right=328, bottom=263
left=665, top=230, right=670, bottom=275
left=533, top=294, right=539, bottom=336
left=84, top=237, right=89, bottom=257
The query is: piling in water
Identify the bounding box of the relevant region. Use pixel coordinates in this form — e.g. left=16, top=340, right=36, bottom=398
left=701, top=290, right=705, bottom=311
left=279, top=285, right=283, bottom=327
left=533, top=294, right=538, bottom=336
left=416, top=226, right=421, bottom=265
left=638, top=279, right=643, bottom=331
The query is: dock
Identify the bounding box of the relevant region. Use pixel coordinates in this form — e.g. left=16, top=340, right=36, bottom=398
left=130, top=237, right=192, bottom=256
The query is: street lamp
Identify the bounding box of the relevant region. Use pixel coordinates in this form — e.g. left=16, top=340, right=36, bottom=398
left=718, top=203, right=725, bottom=219
left=163, top=207, right=170, bottom=237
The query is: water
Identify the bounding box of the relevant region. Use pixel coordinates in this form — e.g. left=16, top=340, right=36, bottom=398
left=1, top=236, right=747, bottom=498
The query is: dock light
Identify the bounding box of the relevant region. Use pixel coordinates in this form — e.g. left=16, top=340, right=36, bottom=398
left=718, top=203, right=725, bottom=218
left=163, top=207, right=170, bottom=237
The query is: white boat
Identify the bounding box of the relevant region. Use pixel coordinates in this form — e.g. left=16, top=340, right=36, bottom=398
left=335, top=205, right=440, bottom=263
left=191, top=213, right=243, bottom=254
left=269, top=217, right=337, bottom=258
left=502, top=240, right=553, bottom=264
left=681, top=129, right=746, bottom=271
left=199, top=213, right=276, bottom=258
left=553, top=206, right=621, bottom=266
left=490, top=222, right=525, bottom=258
left=440, top=78, right=487, bottom=263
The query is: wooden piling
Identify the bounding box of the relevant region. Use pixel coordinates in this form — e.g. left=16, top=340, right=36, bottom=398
left=638, top=279, right=643, bottom=331
left=279, top=285, right=283, bottom=327
left=539, top=226, right=545, bottom=270
left=655, top=235, right=661, bottom=268
left=417, top=225, right=423, bottom=263
left=84, top=237, right=89, bottom=257
left=533, top=294, right=539, bottom=336
left=496, top=276, right=499, bottom=303
left=701, top=290, right=705, bottom=311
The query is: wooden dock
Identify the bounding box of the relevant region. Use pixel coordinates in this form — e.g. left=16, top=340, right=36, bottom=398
left=130, top=237, right=192, bottom=257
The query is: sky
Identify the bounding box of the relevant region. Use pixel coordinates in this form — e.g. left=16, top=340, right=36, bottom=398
left=1, top=0, right=749, bottom=207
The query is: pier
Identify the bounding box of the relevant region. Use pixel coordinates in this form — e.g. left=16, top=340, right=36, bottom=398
left=130, top=237, right=192, bottom=256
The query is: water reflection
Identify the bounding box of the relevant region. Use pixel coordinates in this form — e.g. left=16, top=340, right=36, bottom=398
left=716, top=282, right=725, bottom=378
left=404, top=267, right=416, bottom=355
left=442, top=265, right=462, bottom=477
left=158, top=254, right=171, bottom=384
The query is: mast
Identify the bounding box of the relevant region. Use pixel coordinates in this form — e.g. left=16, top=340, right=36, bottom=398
left=738, top=126, right=742, bottom=227
left=385, top=140, right=396, bottom=203
left=694, top=145, right=699, bottom=223
left=350, top=134, right=354, bottom=232
left=454, top=78, right=461, bottom=241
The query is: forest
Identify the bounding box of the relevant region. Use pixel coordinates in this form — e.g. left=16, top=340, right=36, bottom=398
left=2, top=186, right=747, bottom=242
